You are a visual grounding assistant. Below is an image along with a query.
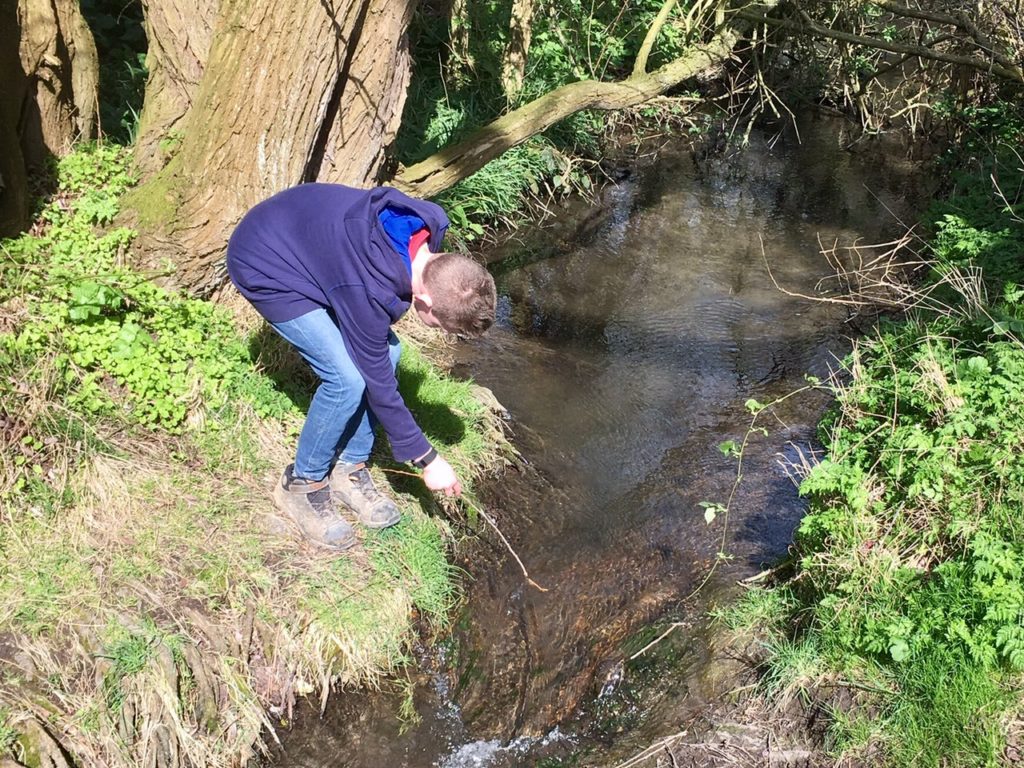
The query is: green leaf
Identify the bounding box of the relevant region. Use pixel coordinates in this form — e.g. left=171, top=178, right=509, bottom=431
left=889, top=639, right=910, bottom=662
left=699, top=501, right=724, bottom=525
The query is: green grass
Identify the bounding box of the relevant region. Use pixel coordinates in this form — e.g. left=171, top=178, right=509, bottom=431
left=723, top=120, right=1024, bottom=766
left=712, top=585, right=799, bottom=639
left=0, top=707, right=16, bottom=757
left=886, top=653, right=1009, bottom=767
left=369, top=515, right=460, bottom=626
left=0, top=143, right=511, bottom=766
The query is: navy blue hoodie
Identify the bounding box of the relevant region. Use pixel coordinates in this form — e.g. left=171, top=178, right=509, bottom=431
left=226, top=184, right=449, bottom=462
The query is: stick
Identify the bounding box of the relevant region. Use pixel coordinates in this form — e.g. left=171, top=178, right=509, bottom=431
left=628, top=622, right=685, bottom=661
left=462, top=496, right=551, bottom=593
left=380, top=467, right=551, bottom=592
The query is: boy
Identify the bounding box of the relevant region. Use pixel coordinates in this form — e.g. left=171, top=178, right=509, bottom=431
left=227, top=184, right=496, bottom=550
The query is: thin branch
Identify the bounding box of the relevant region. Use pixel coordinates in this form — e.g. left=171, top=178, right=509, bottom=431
left=611, top=730, right=690, bottom=768
left=736, top=7, right=1024, bottom=83
left=628, top=622, right=685, bottom=660
left=380, top=468, right=550, bottom=591
left=633, top=0, right=680, bottom=78
left=869, top=0, right=1020, bottom=73
left=462, top=496, right=550, bottom=592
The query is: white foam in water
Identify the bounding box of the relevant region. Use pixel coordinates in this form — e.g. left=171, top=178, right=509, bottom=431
left=438, top=728, right=572, bottom=768
left=438, top=737, right=530, bottom=768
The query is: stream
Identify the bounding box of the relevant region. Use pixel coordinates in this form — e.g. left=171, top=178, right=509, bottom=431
left=274, top=114, right=932, bottom=767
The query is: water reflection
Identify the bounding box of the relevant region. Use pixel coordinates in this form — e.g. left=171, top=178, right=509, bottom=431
left=274, top=116, right=931, bottom=768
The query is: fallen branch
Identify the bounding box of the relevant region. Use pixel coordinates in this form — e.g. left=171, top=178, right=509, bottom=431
left=394, top=0, right=783, bottom=197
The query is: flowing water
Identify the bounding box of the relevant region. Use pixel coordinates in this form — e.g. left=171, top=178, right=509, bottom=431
left=274, top=115, right=932, bottom=767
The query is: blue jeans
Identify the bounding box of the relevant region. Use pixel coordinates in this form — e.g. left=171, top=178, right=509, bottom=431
left=271, top=308, right=402, bottom=481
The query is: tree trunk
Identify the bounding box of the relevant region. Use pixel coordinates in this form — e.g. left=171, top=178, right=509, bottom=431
left=124, top=0, right=417, bottom=294
left=308, top=0, right=416, bottom=186
left=448, top=0, right=475, bottom=85
left=133, top=0, right=217, bottom=175
left=1, top=0, right=99, bottom=236
left=500, top=0, right=536, bottom=102
left=1, top=0, right=30, bottom=236
left=17, top=0, right=100, bottom=169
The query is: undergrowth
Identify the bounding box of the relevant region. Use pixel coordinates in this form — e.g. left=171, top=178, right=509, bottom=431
left=0, top=144, right=508, bottom=766
left=718, top=124, right=1024, bottom=766
left=399, top=0, right=702, bottom=246
left=80, top=0, right=148, bottom=144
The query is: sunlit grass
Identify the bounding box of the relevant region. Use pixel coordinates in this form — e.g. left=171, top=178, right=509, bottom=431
left=0, top=147, right=511, bottom=764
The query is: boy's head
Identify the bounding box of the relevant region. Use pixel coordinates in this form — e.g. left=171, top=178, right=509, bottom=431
left=416, top=253, right=496, bottom=337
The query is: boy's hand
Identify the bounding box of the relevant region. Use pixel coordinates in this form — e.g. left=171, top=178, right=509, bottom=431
left=422, top=455, right=462, bottom=496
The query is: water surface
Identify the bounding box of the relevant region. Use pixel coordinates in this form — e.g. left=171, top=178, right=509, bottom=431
left=274, top=116, right=930, bottom=767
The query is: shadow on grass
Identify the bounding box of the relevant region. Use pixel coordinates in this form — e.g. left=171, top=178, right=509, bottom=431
left=396, top=365, right=466, bottom=447
left=248, top=320, right=466, bottom=446
left=247, top=323, right=315, bottom=412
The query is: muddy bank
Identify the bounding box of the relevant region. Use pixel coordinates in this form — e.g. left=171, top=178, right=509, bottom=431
left=609, top=623, right=838, bottom=768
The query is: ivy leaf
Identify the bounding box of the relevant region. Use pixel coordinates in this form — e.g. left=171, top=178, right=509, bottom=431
left=68, top=281, right=120, bottom=321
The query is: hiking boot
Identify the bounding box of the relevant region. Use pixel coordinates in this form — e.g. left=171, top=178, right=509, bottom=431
left=330, top=463, right=401, bottom=529
left=273, top=465, right=357, bottom=550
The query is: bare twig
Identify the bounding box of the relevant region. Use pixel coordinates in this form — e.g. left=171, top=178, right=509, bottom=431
left=380, top=468, right=550, bottom=592
left=610, top=730, right=689, bottom=768
left=628, top=622, right=686, bottom=661
left=462, top=496, right=551, bottom=592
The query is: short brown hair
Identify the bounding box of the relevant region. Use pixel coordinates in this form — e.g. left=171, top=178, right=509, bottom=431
left=422, top=253, right=497, bottom=337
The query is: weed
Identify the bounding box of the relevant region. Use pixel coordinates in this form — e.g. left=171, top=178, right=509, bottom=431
left=885, top=650, right=1009, bottom=767
left=368, top=515, right=459, bottom=627
left=0, top=143, right=298, bottom=490
left=759, top=636, right=826, bottom=704
left=396, top=674, right=422, bottom=732
left=100, top=623, right=158, bottom=712
left=711, top=585, right=798, bottom=639
left=0, top=708, right=16, bottom=755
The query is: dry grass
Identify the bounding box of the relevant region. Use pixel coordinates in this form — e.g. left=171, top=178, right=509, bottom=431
left=0, top=334, right=511, bottom=767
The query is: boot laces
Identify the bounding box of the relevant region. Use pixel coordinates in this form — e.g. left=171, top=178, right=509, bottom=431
left=351, top=467, right=388, bottom=500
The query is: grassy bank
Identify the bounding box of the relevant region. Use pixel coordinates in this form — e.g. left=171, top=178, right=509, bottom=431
left=0, top=145, right=511, bottom=766
left=720, top=124, right=1024, bottom=765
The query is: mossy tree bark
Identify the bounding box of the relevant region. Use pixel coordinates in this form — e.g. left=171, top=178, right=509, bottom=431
left=125, top=0, right=416, bottom=294
left=133, top=0, right=217, bottom=175
left=1, top=0, right=99, bottom=236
